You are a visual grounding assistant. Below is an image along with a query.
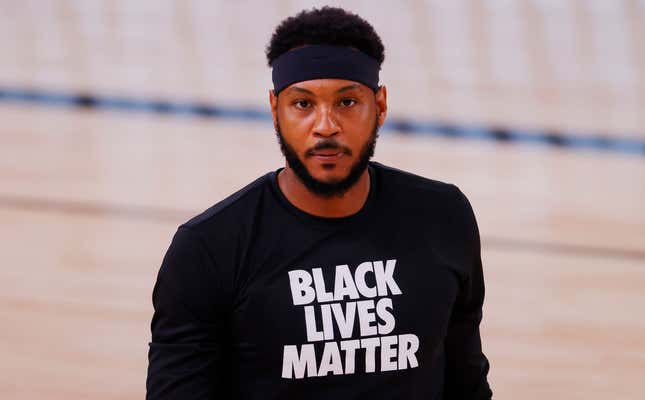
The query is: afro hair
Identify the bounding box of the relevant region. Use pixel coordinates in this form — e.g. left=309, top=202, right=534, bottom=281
left=266, top=6, right=385, bottom=67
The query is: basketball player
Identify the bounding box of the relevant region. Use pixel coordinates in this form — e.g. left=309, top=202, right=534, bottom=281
left=146, top=7, right=492, bottom=399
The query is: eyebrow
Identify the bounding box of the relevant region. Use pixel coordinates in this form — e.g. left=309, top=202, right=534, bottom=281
left=337, top=84, right=360, bottom=93
left=287, top=84, right=360, bottom=95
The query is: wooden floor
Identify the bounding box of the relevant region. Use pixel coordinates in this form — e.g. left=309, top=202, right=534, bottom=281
left=1, top=106, right=643, bottom=399
left=1, top=1, right=645, bottom=399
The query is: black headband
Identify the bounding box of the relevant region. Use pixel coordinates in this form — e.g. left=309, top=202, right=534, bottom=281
left=271, top=45, right=380, bottom=94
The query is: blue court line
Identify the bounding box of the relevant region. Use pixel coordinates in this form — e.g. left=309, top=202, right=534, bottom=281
left=1, top=86, right=644, bottom=156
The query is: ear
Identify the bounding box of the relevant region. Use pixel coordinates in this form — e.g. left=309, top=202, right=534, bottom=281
left=374, top=85, right=387, bottom=126
left=269, top=89, right=278, bottom=130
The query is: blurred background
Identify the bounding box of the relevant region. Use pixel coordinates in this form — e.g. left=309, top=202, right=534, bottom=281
left=1, top=0, right=644, bottom=398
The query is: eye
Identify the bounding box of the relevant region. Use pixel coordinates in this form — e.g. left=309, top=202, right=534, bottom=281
left=339, top=98, right=357, bottom=107
left=293, top=99, right=311, bottom=109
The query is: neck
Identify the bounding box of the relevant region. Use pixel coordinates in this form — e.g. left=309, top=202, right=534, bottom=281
left=277, top=165, right=371, bottom=218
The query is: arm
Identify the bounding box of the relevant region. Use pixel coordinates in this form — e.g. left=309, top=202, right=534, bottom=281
left=443, top=188, right=493, bottom=399
left=146, top=227, right=231, bottom=399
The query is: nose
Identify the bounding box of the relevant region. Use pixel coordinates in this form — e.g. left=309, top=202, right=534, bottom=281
left=313, top=106, right=339, bottom=137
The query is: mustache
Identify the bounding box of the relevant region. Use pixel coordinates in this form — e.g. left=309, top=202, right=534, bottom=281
left=305, top=140, right=353, bottom=157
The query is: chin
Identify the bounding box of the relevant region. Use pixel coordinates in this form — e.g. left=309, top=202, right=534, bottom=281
left=309, top=164, right=350, bottom=182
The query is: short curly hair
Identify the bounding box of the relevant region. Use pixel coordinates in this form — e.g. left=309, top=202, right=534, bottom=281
left=265, top=6, right=385, bottom=67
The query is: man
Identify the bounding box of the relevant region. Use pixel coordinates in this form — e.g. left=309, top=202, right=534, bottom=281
left=147, top=6, right=492, bottom=399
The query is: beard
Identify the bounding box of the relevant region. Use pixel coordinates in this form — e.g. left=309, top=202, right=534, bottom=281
left=275, top=115, right=380, bottom=198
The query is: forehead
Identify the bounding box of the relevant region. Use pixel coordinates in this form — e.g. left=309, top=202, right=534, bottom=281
left=282, top=78, right=371, bottom=96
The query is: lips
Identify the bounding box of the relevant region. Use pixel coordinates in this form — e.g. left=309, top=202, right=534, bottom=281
left=312, top=149, right=342, bottom=156
left=307, top=141, right=350, bottom=162
left=311, top=151, right=344, bottom=161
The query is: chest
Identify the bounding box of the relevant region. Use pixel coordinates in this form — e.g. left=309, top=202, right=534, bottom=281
left=228, top=233, right=460, bottom=379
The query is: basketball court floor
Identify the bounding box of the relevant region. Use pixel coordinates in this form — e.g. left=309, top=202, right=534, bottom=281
left=1, top=1, right=644, bottom=399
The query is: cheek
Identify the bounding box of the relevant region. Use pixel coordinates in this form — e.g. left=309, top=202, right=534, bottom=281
left=277, top=111, right=312, bottom=154
left=340, top=107, right=376, bottom=138
left=340, top=100, right=376, bottom=125
left=279, top=108, right=315, bottom=135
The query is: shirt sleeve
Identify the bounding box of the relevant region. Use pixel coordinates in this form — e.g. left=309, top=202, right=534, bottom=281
left=443, top=188, right=493, bottom=399
left=146, top=226, right=231, bottom=399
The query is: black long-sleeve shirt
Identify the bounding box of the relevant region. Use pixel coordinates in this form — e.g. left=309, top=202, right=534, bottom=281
left=146, top=161, right=492, bottom=399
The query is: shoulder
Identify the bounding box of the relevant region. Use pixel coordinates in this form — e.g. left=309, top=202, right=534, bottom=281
left=370, top=161, right=477, bottom=245
left=370, top=161, right=466, bottom=210
left=180, top=172, right=273, bottom=236
left=157, top=172, right=275, bottom=309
